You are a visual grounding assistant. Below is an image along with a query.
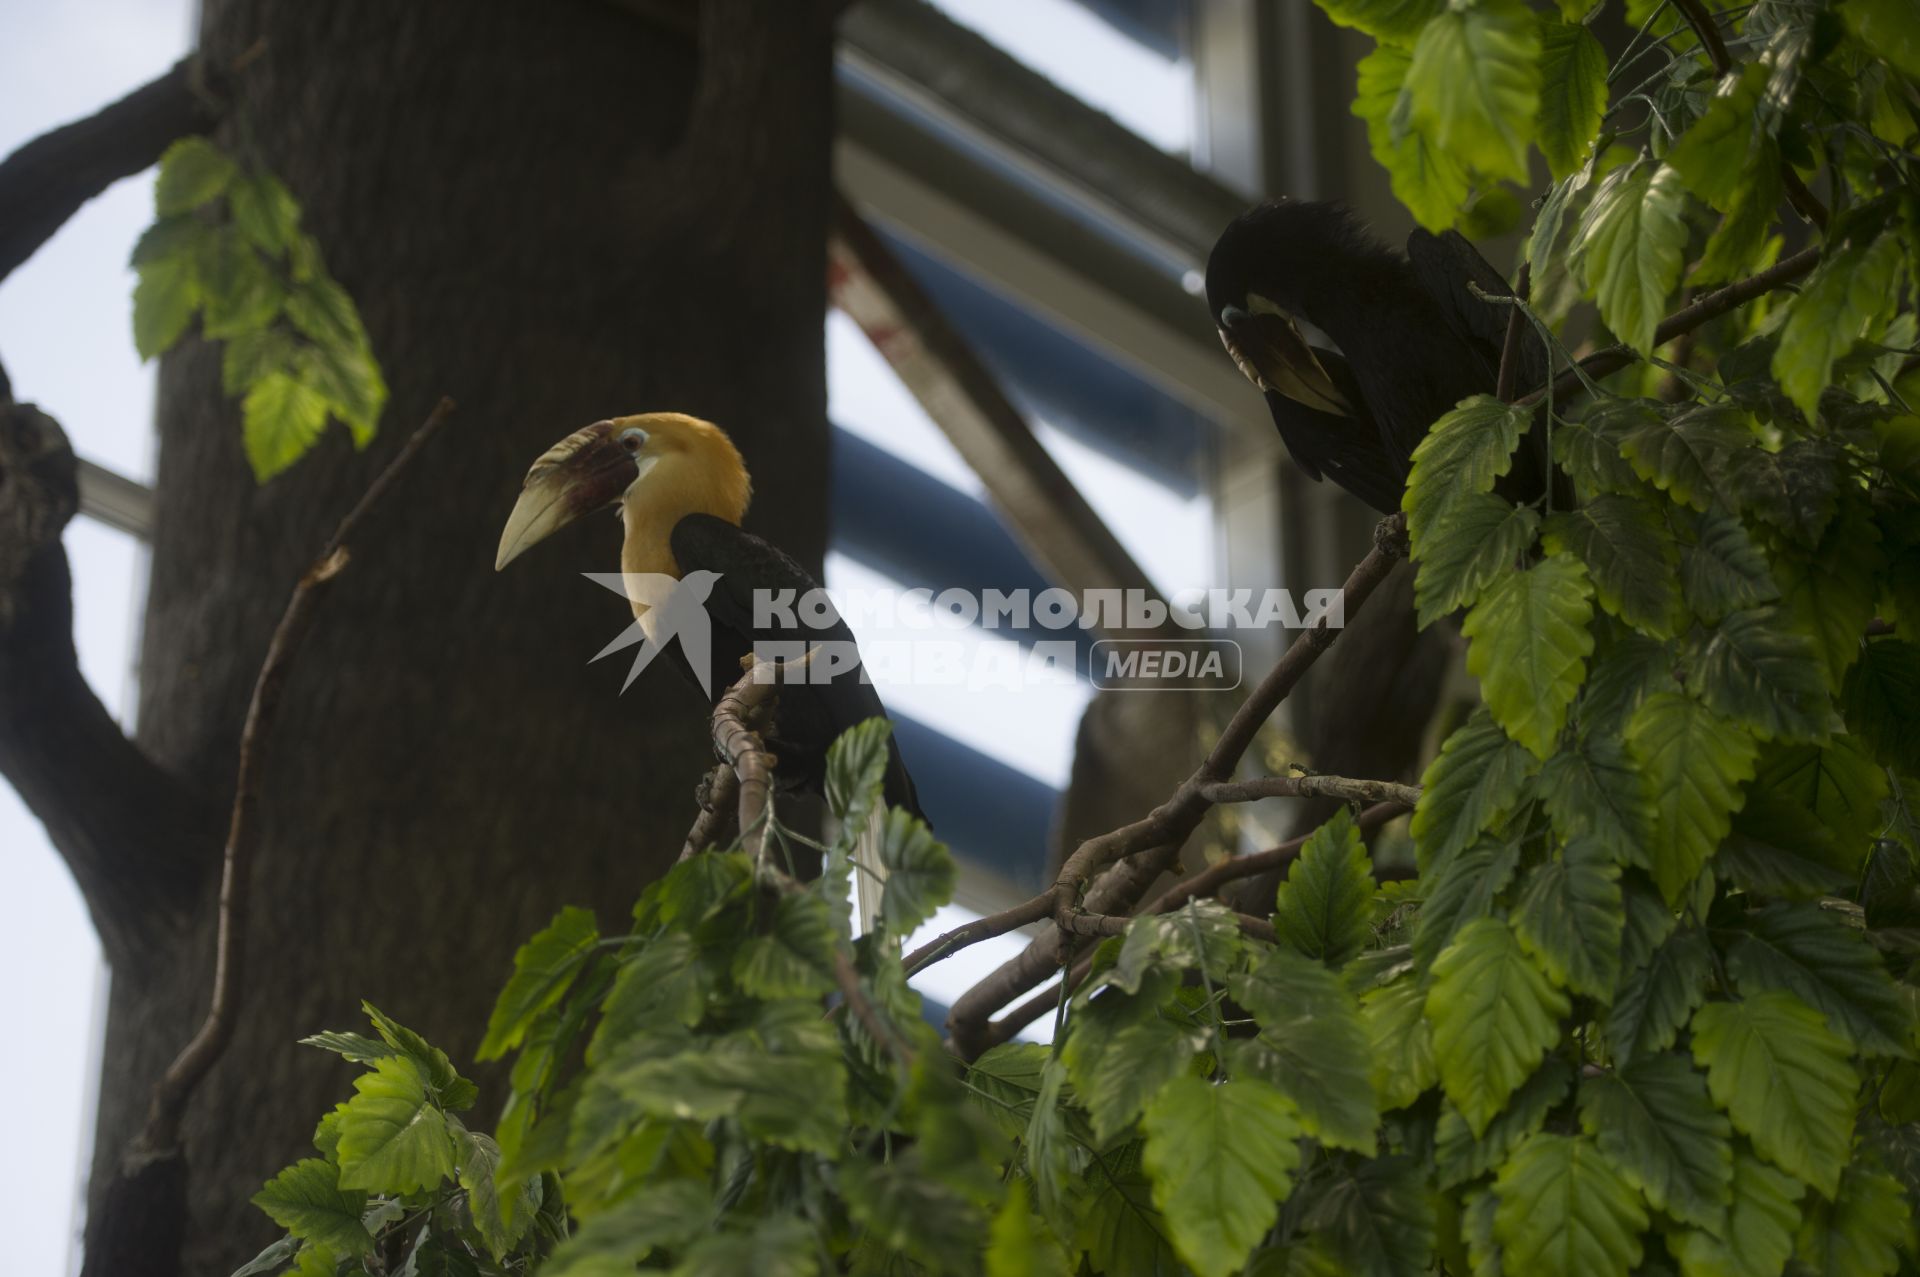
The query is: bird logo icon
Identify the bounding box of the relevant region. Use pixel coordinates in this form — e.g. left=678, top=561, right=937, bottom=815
left=582, top=569, right=721, bottom=692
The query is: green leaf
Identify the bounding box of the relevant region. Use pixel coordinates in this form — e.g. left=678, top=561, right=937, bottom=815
left=1718, top=789, right=1857, bottom=899
left=541, top=1179, right=710, bottom=1276
left=300, top=1031, right=396, bottom=1065
left=1493, top=1133, right=1649, bottom=1277
left=301, top=341, right=386, bottom=445
left=251, top=1159, right=372, bottom=1254
left=1843, top=640, right=1920, bottom=774
left=1578, top=1053, right=1733, bottom=1230
left=733, top=890, right=837, bottom=999
left=454, top=1128, right=536, bottom=1261
left=361, top=1003, right=477, bottom=1111
left=1539, top=734, right=1657, bottom=869
left=1141, top=1076, right=1305, bottom=1277
left=1667, top=1147, right=1806, bottom=1277
left=1537, top=21, right=1607, bottom=179
left=231, top=172, right=302, bottom=255
left=1412, top=494, right=1539, bottom=627
left=1578, top=633, right=1680, bottom=741
left=335, top=1057, right=456, bottom=1194
left=1513, top=837, right=1623, bottom=999
left=1774, top=234, right=1906, bottom=424
left=1411, top=710, right=1539, bottom=873
left=1462, top=552, right=1595, bottom=758
left=1625, top=693, right=1759, bottom=902
left=1230, top=948, right=1381, bottom=1151
left=1063, top=984, right=1204, bottom=1144
left=198, top=228, right=284, bottom=339
left=1076, top=1141, right=1179, bottom=1277
left=1574, top=161, right=1689, bottom=355
left=1726, top=902, right=1910, bottom=1056
left=1609, top=929, right=1713, bottom=1066
left=1404, top=395, right=1529, bottom=554
left=877, top=809, right=954, bottom=935
left=1555, top=409, right=1646, bottom=502
left=1665, top=64, right=1773, bottom=213
left=1429, top=918, right=1571, bottom=1137
left=1690, top=992, right=1859, bottom=1196
left=1274, top=808, right=1377, bottom=964
left=221, top=326, right=297, bottom=396
left=230, top=1237, right=300, bottom=1277
left=1353, top=42, right=1471, bottom=233
left=987, top=1182, right=1071, bottom=1277
left=1362, top=977, right=1437, bottom=1112
left=1111, top=900, right=1245, bottom=993
left=155, top=136, right=237, bottom=214
left=241, top=371, right=332, bottom=482
left=588, top=933, right=711, bottom=1063
left=1779, top=505, right=1882, bottom=693
left=1683, top=510, right=1779, bottom=623
left=843, top=1153, right=986, bottom=1272
left=1687, top=605, right=1832, bottom=742
left=1543, top=494, right=1680, bottom=637
left=1844, top=0, right=1920, bottom=77
left=479, top=906, right=597, bottom=1060
left=1404, top=0, right=1542, bottom=185
left=677, top=1217, right=819, bottom=1277
left=967, top=1043, right=1051, bottom=1141
left=1722, top=441, right=1839, bottom=547
left=1793, top=1161, right=1913, bottom=1277
left=1414, top=834, right=1522, bottom=973
left=825, top=717, right=892, bottom=830
left=1616, top=403, right=1750, bottom=512
left=285, top=275, right=370, bottom=349
left=1296, top=1155, right=1436, bottom=1277
left=1311, top=0, right=1441, bottom=45
left=132, top=254, right=198, bottom=360
left=1435, top=1057, right=1573, bottom=1189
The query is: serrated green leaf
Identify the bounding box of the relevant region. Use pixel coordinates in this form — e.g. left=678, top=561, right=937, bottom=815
left=1413, top=835, right=1522, bottom=972
left=1774, top=234, right=1905, bottom=424
left=230, top=1236, right=300, bottom=1277
left=1578, top=1053, right=1733, bottom=1230
left=1429, top=918, right=1571, bottom=1136
left=1778, top=503, right=1882, bottom=690
left=1610, top=928, right=1713, bottom=1066
left=1555, top=410, right=1647, bottom=501
left=1537, top=21, right=1607, bottom=179
left=1793, top=1161, right=1912, bottom=1277
left=1574, top=161, right=1689, bottom=355
left=1063, top=983, right=1203, bottom=1144
left=1539, top=734, right=1657, bottom=869
left=1275, top=808, right=1377, bottom=964
left=1722, top=440, right=1839, bottom=547
left=1844, top=0, right=1920, bottom=76
left=1718, top=790, right=1858, bottom=899
left=335, top=1057, right=456, bottom=1194
left=1843, top=640, right=1920, bottom=774
left=1616, top=403, right=1750, bottom=512
left=826, top=717, right=892, bottom=830
left=877, top=809, right=954, bottom=935
left=540, top=1178, right=710, bottom=1276
left=155, top=136, right=237, bottom=214
left=251, top=1159, right=373, bottom=1254
left=967, top=1043, right=1050, bottom=1141
left=1412, top=493, right=1539, bottom=627
left=1296, top=1155, right=1435, bottom=1277
left=1543, top=494, right=1679, bottom=637
left=357, top=1003, right=476, bottom=1111
left=1726, top=902, right=1909, bottom=1056
left=588, top=933, right=711, bottom=1064
left=843, top=1154, right=984, bottom=1273
left=286, top=275, right=370, bottom=349
left=987, top=1181, right=1071, bottom=1277
left=479, top=905, right=597, bottom=1061
left=231, top=172, right=302, bottom=255
left=1494, top=1133, right=1648, bottom=1277
left=198, top=227, right=284, bottom=339
left=132, top=254, right=198, bottom=360
left=1690, top=992, right=1859, bottom=1196
left=1411, top=710, right=1539, bottom=874
left=1404, top=0, right=1541, bottom=184
left=1462, top=552, right=1596, bottom=758
left=1666, top=64, right=1773, bottom=213
left=733, top=890, right=837, bottom=999
left=1362, top=977, right=1437, bottom=1112
left=301, top=341, right=385, bottom=445
left=221, top=326, right=297, bottom=396
left=1683, top=510, right=1779, bottom=623
left=1514, top=837, right=1623, bottom=999
left=1667, top=1147, right=1805, bottom=1277
left=1111, top=899, right=1244, bottom=993
left=1141, top=1076, right=1304, bottom=1277
left=1353, top=42, right=1472, bottom=233
left=1435, top=1058, right=1573, bottom=1189
left=677, top=1217, right=819, bottom=1277
left=1076, top=1141, right=1179, bottom=1277
left=454, top=1128, right=536, bottom=1261
left=1230, top=948, right=1380, bottom=1151
left=1578, top=633, right=1680, bottom=740
left=300, top=1031, right=396, bottom=1065
left=1404, top=395, right=1529, bottom=552
left=1311, top=0, right=1440, bottom=44
left=241, top=371, right=332, bottom=482
left=1626, top=693, right=1759, bottom=902
left=1688, top=605, right=1831, bottom=742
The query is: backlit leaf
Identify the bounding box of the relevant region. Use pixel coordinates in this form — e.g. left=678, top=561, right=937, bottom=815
left=1230, top=948, right=1380, bottom=1151
left=335, top=1057, right=456, bottom=1194
left=241, top=371, right=332, bottom=483
left=1404, top=0, right=1542, bottom=184
left=479, top=906, right=598, bottom=1061
left=1574, top=161, right=1689, bottom=355
left=251, top=1159, right=372, bottom=1255
left=1404, top=395, right=1529, bottom=554
left=1462, top=552, right=1595, bottom=758
left=1353, top=42, right=1472, bottom=233
left=1774, top=234, right=1905, bottom=424
left=155, top=136, right=237, bottom=214
left=1141, top=1077, right=1304, bottom=1277
left=1537, top=22, right=1607, bottom=179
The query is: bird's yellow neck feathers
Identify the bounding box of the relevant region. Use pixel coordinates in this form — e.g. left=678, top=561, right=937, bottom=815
left=615, top=412, right=752, bottom=582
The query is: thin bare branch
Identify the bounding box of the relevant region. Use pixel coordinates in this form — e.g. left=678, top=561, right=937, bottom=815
left=1495, top=261, right=1532, bottom=403
left=1197, top=773, right=1421, bottom=808
left=902, top=892, right=1054, bottom=977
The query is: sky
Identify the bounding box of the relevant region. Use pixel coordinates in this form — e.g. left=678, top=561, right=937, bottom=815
left=0, top=2, right=1198, bottom=1269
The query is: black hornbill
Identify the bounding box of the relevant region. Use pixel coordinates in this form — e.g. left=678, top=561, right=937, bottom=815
left=495, top=413, right=924, bottom=890
left=1206, top=199, right=1549, bottom=514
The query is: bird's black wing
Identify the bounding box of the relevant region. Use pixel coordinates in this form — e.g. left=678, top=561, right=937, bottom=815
left=1405, top=229, right=1546, bottom=394
left=671, top=513, right=924, bottom=819
left=1261, top=349, right=1405, bottom=515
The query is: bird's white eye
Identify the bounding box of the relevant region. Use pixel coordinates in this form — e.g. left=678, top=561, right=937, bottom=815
left=619, top=427, right=648, bottom=454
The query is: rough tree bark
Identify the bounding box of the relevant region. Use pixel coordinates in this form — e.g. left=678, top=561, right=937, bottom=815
left=51, top=2, right=835, bottom=1270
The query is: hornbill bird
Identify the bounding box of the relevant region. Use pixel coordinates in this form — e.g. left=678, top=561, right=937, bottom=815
left=1206, top=199, right=1550, bottom=513
left=495, top=413, right=924, bottom=915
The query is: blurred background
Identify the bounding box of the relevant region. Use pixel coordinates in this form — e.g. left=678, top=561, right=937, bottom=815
left=0, top=1, right=1424, bottom=1268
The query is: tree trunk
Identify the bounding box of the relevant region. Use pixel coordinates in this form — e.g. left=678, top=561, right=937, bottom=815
left=89, top=2, right=834, bottom=1269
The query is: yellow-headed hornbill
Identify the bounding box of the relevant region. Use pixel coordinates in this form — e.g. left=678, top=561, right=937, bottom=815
left=495, top=413, right=924, bottom=864
left=1206, top=199, right=1549, bottom=513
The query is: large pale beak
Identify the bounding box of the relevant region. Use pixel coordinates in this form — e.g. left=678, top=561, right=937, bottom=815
left=495, top=422, right=636, bottom=570
left=1218, top=304, right=1354, bottom=417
